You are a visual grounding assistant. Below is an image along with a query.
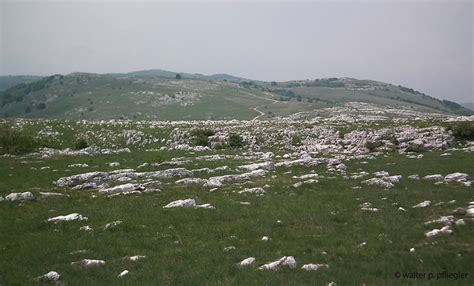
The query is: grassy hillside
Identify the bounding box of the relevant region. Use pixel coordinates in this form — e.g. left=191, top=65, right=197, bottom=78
left=0, top=75, right=43, bottom=91
left=0, top=72, right=471, bottom=120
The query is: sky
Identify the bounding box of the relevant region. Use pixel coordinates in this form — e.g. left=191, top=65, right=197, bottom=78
left=0, top=0, right=472, bottom=103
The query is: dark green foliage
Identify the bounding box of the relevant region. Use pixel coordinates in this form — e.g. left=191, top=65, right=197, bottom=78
left=175, top=73, right=182, bottom=80
left=36, top=103, right=46, bottom=110
left=74, top=138, right=89, bottom=150
left=364, top=140, right=383, bottom=152
left=311, top=78, right=345, bottom=88
left=0, top=122, right=38, bottom=154
left=228, top=133, right=243, bottom=148
left=405, top=143, right=428, bottom=153
left=449, top=122, right=474, bottom=140
left=291, top=135, right=302, bottom=146
left=25, top=106, right=31, bottom=113
left=190, top=128, right=215, bottom=146
left=273, top=89, right=296, bottom=99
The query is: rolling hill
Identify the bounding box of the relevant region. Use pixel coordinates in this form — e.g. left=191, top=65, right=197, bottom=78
left=0, top=75, right=43, bottom=91
left=0, top=70, right=471, bottom=120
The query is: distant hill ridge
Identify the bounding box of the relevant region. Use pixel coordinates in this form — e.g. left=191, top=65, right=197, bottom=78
left=0, top=69, right=472, bottom=120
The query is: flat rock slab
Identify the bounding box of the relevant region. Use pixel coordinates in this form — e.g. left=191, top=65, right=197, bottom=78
left=258, top=256, right=297, bottom=270
left=48, top=213, right=88, bottom=223
left=5, top=192, right=35, bottom=202
left=71, top=259, right=105, bottom=267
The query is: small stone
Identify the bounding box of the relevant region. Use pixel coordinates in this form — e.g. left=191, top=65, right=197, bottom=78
left=224, top=246, right=236, bottom=252
left=412, top=201, right=431, bottom=208
left=71, top=259, right=105, bottom=267
left=425, top=226, right=453, bottom=237
left=124, top=255, right=146, bottom=261
left=118, top=270, right=129, bottom=278
left=301, top=263, right=329, bottom=271
left=104, top=220, right=122, bottom=230
left=34, top=271, right=60, bottom=282
left=79, top=225, right=93, bottom=231
left=238, top=257, right=256, bottom=267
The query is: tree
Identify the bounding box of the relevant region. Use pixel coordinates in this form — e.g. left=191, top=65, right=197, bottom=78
left=296, top=95, right=302, bottom=102
left=175, top=73, right=182, bottom=80
left=37, top=103, right=46, bottom=110
left=25, top=106, right=32, bottom=113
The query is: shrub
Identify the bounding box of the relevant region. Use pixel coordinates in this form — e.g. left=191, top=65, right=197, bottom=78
left=74, top=138, right=89, bottom=150
left=190, top=129, right=215, bottom=147
left=0, top=122, right=38, bottom=155
left=37, top=103, right=46, bottom=110
left=364, top=141, right=383, bottom=152
left=291, top=135, right=302, bottom=146
left=228, top=133, right=243, bottom=148
left=405, top=144, right=428, bottom=153
left=449, top=122, right=474, bottom=141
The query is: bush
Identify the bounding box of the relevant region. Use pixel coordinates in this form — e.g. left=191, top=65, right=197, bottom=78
left=190, top=129, right=215, bottom=147
left=449, top=122, right=474, bottom=141
left=228, top=133, right=243, bottom=148
left=74, top=138, right=89, bottom=150
left=405, top=144, right=427, bottom=153
left=37, top=103, right=46, bottom=110
left=291, top=135, right=302, bottom=146
left=364, top=141, right=383, bottom=152
left=0, top=122, right=39, bottom=155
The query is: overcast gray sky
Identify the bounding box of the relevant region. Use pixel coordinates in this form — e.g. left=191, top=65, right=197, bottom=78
left=0, top=0, right=472, bottom=103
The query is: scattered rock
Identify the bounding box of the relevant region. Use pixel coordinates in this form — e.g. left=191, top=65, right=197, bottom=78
left=238, top=257, right=256, bottom=267
left=34, top=271, right=60, bottom=282
left=79, top=225, right=93, bottom=231
left=39, top=192, right=65, bottom=197
left=361, top=178, right=394, bottom=188
left=68, top=163, right=89, bottom=168
left=239, top=187, right=265, bottom=195
left=412, top=201, right=431, bottom=208
left=104, top=220, right=122, bottom=230
left=444, top=172, right=469, bottom=183
left=258, top=256, right=297, bottom=270
left=71, top=259, right=105, bottom=267
left=408, top=174, right=420, bottom=180
left=124, top=255, right=146, bottom=261
left=48, top=213, right=88, bottom=223
left=424, top=216, right=456, bottom=226
left=224, top=246, right=236, bottom=252
left=108, top=162, right=121, bottom=167
left=422, top=174, right=444, bottom=182
left=301, top=263, right=329, bottom=271
left=118, top=270, right=129, bottom=278
left=238, top=162, right=275, bottom=171
left=425, top=226, right=453, bottom=237
left=5, top=192, right=35, bottom=202
left=163, top=198, right=214, bottom=209
left=99, top=183, right=145, bottom=195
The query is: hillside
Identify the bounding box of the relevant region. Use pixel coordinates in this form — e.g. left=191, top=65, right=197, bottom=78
left=0, top=70, right=471, bottom=120
left=0, top=75, right=43, bottom=91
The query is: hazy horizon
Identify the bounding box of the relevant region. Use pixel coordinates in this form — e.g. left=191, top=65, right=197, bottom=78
left=1, top=0, right=472, bottom=103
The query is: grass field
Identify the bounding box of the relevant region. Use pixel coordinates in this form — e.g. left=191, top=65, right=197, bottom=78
left=1, top=146, right=473, bottom=285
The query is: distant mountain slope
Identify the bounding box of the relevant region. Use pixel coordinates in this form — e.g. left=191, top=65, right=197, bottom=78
left=0, top=70, right=471, bottom=120
left=0, top=75, right=43, bottom=91
left=461, top=102, right=474, bottom=111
